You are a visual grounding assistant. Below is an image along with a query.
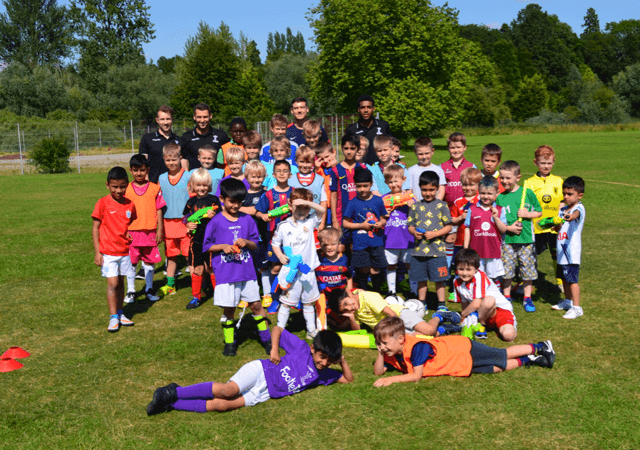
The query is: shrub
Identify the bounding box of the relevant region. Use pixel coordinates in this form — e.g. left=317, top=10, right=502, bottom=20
left=29, top=135, right=72, bottom=174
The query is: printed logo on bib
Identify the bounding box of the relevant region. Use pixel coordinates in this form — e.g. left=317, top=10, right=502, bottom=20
left=481, top=221, right=491, bottom=231
left=542, top=194, right=551, bottom=203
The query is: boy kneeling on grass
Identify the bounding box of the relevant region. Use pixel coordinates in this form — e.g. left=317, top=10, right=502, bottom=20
left=147, top=326, right=352, bottom=415
left=372, top=316, right=555, bottom=387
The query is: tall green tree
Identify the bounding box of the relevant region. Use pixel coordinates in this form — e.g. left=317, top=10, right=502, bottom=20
left=266, top=27, right=306, bottom=62
left=510, top=74, right=549, bottom=122
left=459, top=24, right=502, bottom=57
left=611, top=63, right=640, bottom=116
left=156, top=55, right=182, bottom=74
left=581, top=8, right=600, bottom=36
left=492, top=39, right=521, bottom=88
left=264, top=53, right=316, bottom=113
left=0, top=0, right=72, bottom=65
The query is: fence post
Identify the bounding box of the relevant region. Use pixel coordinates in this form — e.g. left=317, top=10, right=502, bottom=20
left=130, top=120, right=134, bottom=154
left=17, top=123, right=23, bottom=175
left=76, top=123, right=81, bottom=173
left=99, top=128, right=102, bottom=147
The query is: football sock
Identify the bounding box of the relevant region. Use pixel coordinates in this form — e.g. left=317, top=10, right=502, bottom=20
left=354, top=272, right=369, bottom=290
left=167, top=276, right=176, bottom=288
left=126, top=271, right=136, bottom=294
left=438, top=301, right=446, bottom=310
left=177, top=382, right=214, bottom=400
left=517, top=357, right=532, bottom=367
left=303, top=303, right=316, bottom=332
left=505, top=296, right=512, bottom=302
left=386, top=271, right=396, bottom=294
left=143, top=263, right=154, bottom=291
left=253, top=314, right=268, bottom=332
left=209, top=272, right=216, bottom=289
left=191, top=274, right=203, bottom=299
left=410, top=281, right=418, bottom=295
left=222, top=320, right=235, bottom=344
left=116, top=309, right=123, bottom=318
left=171, top=399, right=207, bottom=413
left=371, top=272, right=384, bottom=292
left=110, top=314, right=119, bottom=320
left=531, top=342, right=543, bottom=353
left=261, top=270, right=271, bottom=295
left=277, top=305, right=291, bottom=329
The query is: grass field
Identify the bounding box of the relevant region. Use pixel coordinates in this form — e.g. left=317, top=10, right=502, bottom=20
left=1, top=130, right=639, bottom=449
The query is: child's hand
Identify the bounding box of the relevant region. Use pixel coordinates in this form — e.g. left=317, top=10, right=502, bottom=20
left=234, top=238, right=247, bottom=248
left=373, top=377, right=394, bottom=387
left=413, top=230, right=424, bottom=240
left=221, top=244, right=237, bottom=254
left=277, top=254, right=290, bottom=265
left=270, top=348, right=281, bottom=365
left=361, top=222, right=374, bottom=231
left=423, top=230, right=438, bottom=240
left=186, top=222, right=197, bottom=231
left=517, top=208, right=528, bottom=219
left=372, top=221, right=384, bottom=230
left=291, top=198, right=308, bottom=208
left=260, top=213, right=272, bottom=222
left=126, top=232, right=133, bottom=241
left=94, top=252, right=103, bottom=267
left=490, top=206, right=499, bottom=218
left=206, top=208, right=216, bottom=218
left=156, top=230, right=164, bottom=243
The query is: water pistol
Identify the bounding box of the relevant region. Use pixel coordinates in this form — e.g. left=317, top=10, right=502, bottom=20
left=538, top=216, right=565, bottom=229
left=267, top=204, right=291, bottom=218
left=271, top=246, right=311, bottom=294
left=383, top=192, right=415, bottom=210
left=183, top=205, right=219, bottom=233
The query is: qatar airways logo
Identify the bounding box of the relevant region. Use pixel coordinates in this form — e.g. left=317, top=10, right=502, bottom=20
left=341, top=182, right=356, bottom=192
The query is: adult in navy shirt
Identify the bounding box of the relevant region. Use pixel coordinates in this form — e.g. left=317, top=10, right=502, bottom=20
left=345, top=95, right=393, bottom=166
left=285, top=97, right=329, bottom=147
left=181, top=103, right=230, bottom=171
left=138, top=105, right=184, bottom=183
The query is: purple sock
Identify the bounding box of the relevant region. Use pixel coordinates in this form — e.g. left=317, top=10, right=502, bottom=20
left=176, top=382, right=214, bottom=400
left=258, top=329, right=271, bottom=344
left=172, top=399, right=207, bottom=413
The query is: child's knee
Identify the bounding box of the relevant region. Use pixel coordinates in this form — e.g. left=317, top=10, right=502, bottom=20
left=499, top=326, right=517, bottom=342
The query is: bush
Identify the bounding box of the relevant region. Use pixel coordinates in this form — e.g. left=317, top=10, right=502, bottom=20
left=29, top=135, right=72, bottom=174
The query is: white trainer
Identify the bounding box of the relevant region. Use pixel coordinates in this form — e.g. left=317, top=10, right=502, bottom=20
left=563, top=306, right=583, bottom=319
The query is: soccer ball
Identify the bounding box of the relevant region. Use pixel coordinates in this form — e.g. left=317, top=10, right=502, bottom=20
left=385, top=295, right=404, bottom=306
left=403, top=299, right=426, bottom=319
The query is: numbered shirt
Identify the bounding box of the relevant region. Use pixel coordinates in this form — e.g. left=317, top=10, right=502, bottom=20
left=495, top=187, right=541, bottom=245
left=557, top=202, right=586, bottom=265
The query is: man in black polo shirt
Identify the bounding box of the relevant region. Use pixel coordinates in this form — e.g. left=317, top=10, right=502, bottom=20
left=285, top=97, right=329, bottom=147
left=181, top=103, right=230, bottom=171
left=139, top=105, right=184, bottom=183
left=344, top=95, right=393, bottom=165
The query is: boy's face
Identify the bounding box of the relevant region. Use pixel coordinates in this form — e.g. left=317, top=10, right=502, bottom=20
left=478, top=186, right=498, bottom=207
left=448, top=141, right=466, bottom=161
left=106, top=178, right=128, bottom=201
left=246, top=171, right=265, bottom=190
left=193, top=108, right=211, bottom=132
left=339, top=293, right=360, bottom=315
left=193, top=181, right=210, bottom=198
left=415, top=146, right=433, bottom=166
left=130, top=165, right=148, bottom=184
left=163, top=154, right=181, bottom=172
left=316, top=149, right=336, bottom=168
left=296, top=158, right=314, bottom=175
left=356, top=142, right=368, bottom=162
left=375, top=144, right=392, bottom=165
left=198, top=151, right=216, bottom=169
left=481, top=154, right=500, bottom=174
left=273, top=165, right=291, bottom=184
left=310, top=347, right=339, bottom=371
left=420, top=183, right=438, bottom=202
left=291, top=101, right=308, bottom=121
left=499, top=169, right=520, bottom=192
left=271, top=145, right=288, bottom=161
left=462, top=182, right=478, bottom=198
left=376, top=333, right=404, bottom=357
left=156, top=111, right=173, bottom=134
left=227, top=160, right=244, bottom=176
left=320, top=238, right=339, bottom=258
left=342, top=142, right=358, bottom=162
left=230, top=123, right=246, bottom=144
left=456, top=263, right=478, bottom=283
left=291, top=201, right=311, bottom=220
left=562, top=187, right=583, bottom=207
left=271, top=124, right=287, bottom=137
left=357, top=100, right=375, bottom=121
left=534, top=157, right=555, bottom=177
left=392, top=144, right=400, bottom=161
left=221, top=196, right=242, bottom=215
left=304, top=132, right=321, bottom=148
left=355, top=181, right=373, bottom=199
left=245, top=145, right=260, bottom=160
left=386, top=175, right=406, bottom=194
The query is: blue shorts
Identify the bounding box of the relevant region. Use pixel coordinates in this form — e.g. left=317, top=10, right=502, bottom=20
left=352, top=246, right=388, bottom=269
left=470, top=340, right=508, bottom=374
left=266, top=242, right=280, bottom=264
left=559, top=264, right=580, bottom=284
left=409, top=255, right=450, bottom=283
left=252, top=241, right=269, bottom=271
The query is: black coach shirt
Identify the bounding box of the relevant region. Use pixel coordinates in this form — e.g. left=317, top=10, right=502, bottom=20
left=344, top=118, right=393, bottom=165
left=138, top=131, right=183, bottom=183
left=181, top=127, right=230, bottom=171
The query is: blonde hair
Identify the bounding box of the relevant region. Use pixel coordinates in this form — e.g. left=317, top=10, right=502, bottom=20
left=295, top=145, right=315, bottom=163
left=373, top=135, right=392, bottom=151
left=198, top=145, right=216, bottom=157
left=302, top=120, right=321, bottom=137
left=318, top=227, right=342, bottom=244
left=225, top=146, right=245, bottom=164
left=270, top=136, right=291, bottom=158
left=383, top=164, right=406, bottom=183
left=270, top=114, right=288, bottom=128
left=373, top=317, right=405, bottom=343
left=189, top=168, right=212, bottom=192
left=243, top=130, right=262, bottom=149
left=162, top=143, right=181, bottom=158
left=245, top=160, right=267, bottom=177
left=460, top=167, right=482, bottom=185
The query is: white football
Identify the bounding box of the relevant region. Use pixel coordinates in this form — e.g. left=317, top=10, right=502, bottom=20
left=403, top=299, right=426, bottom=319
left=385, top=295, right=404, bottom=306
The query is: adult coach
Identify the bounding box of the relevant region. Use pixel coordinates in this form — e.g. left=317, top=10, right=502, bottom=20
left=345, top=95, right=393, bottom=165
left=181, top=103, right=230, bottom=171
left=139, top=105, right=184, bottom=183
left=285, top=97, right=329, bottom=147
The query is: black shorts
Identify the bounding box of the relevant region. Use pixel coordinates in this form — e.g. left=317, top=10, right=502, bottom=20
left=535, top=233, right=557, bottom=259
left=559, top=264, right=580, bottom=283
left=409, top=255, right=450, bottom=282
left=352, top=246, right=388, bottom=269
left=470, top=340, right=507, bottom=374
left=188, top=239, right=207, bottom=267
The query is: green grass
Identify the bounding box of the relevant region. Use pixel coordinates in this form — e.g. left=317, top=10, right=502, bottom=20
left=1, top=130, right=640, bottom=449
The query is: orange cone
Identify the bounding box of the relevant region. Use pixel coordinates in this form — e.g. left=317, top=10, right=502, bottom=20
left=2, top=347, right=30, bottom=359
left=0, top=357, right=23, bottom=372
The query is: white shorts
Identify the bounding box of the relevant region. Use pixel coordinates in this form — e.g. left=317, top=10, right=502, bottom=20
left=101, top=255, right=134, bottom=278
left=279, top=272, right=320, bottom=307
left=479, top=258, right=505, bottom=279
left=229, top=360, right=271, bottom=407
left=214, top=280, right=261, bottom=308
left=384, top=248, right=411, bottom=265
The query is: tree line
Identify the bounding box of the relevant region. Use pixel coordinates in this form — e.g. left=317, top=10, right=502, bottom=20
left=0, top=0, right=638, bottom=135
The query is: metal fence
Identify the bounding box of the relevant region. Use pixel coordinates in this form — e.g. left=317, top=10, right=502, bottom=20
left=0, top=114, right=361, bottom=174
